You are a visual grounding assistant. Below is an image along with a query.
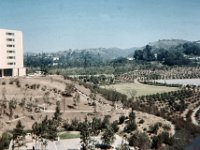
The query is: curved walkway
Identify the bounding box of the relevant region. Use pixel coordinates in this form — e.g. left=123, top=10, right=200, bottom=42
left=191, top=105, right=200, bottom=125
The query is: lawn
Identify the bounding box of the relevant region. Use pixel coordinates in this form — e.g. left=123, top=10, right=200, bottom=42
left=59, top=132, right=80, bottom=140
left=101, top=82, right=179, bottom=98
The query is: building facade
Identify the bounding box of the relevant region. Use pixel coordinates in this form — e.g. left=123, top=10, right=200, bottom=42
left=0, top=29, right=26, bottom=77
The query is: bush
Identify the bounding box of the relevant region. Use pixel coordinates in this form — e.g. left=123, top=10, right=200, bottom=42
left=9, top=80, right=13, bottom=85
left=111, top=121, right=119, bottom=133
left=163, top=124, right=171, bottom=131
left=119, top=115, right=126, bottom=124
left=139, top=119, right=144, bottom=124
left=15, top=79, right=21, bottom=88
left=124, top=121, right=137, bottom=133
left=124, top=111, right=137, bottom=133
left=148, top=122, right=162, bottom=134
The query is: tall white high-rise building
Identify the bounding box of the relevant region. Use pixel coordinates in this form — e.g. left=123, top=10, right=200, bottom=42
left=0, top=29, right=26, bottom=77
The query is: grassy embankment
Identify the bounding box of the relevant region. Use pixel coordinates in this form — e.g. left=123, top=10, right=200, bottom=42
left=59, top=132, right=80, bottom=140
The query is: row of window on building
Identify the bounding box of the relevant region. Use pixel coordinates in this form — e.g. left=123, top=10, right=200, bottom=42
left=6, top=32, right=15, bottom=36
left=7, top=38, right=15, bottom=42
left=6, top=33, right=15, bottom=66
left=7, top=62, right=16, bottom=65
left=7, top=44, right=15, bottom=47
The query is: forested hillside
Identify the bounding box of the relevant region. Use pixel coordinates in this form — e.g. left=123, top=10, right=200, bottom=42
left=25, top=39, right=200, bottom=71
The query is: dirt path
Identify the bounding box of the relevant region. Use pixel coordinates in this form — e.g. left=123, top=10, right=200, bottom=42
left=6, top=116, right=26, bottom=123
left=43, top=110, right=94, bottom=113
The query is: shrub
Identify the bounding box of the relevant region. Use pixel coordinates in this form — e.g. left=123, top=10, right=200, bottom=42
left=15, top=80, right=21, bottom=88
left=111, top=121, right=119, bottom=133
left=9, top=80, right=13, bottom=85
left=139, top=119, right=144, bottom=124
left=119, top=115, right=126, bottom=124
left=163, top=124, right=171, bottom=131
left=148, top=122, right=162, bottom=134
left=124, top=121, right=137, bottom=133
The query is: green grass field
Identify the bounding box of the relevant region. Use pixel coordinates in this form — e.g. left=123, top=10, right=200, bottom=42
left=101, top=82, right=179, bottom=98
left=59, top=132, right=80, bottom=139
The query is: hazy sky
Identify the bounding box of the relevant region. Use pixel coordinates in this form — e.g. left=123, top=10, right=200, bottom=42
left=0, top=0, right=200, bottom=52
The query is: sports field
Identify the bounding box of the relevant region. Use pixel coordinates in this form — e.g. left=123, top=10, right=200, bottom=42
left=102, top=82, right=179, bottom=98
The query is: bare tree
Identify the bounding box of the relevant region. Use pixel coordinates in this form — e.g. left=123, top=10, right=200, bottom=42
left=73, top=92, right=80, bottom=106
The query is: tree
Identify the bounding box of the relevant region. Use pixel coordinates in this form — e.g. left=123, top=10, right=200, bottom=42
left=43, top=92, right=50, bottom=104
left=45, top=119, right=58, bottom=140
left=73, top=92, right=80, bottom=106
left=91, top=117, right=102, bottom=135
left=151, top=131, right=174, bottom=149
left=143, top=45, right=155, bottom=61
left=19, top=98, right=26, bottom=111
left=9, top=99, right=17, bottom=119
left=119, top=115, right=126, bottom=124
left=124, top=111, right=137, bottom=133
left=117, top=142, right=130, bottom=150
left=128, top=131, right=151, bottom=150
left=62, top=83, right=75, bottom=97
left=111, top=121, right=119, bottom=133
left=80, top=118, right=91, bottom=150
left=101, top=125, right=116, bottom=148
left=40, top=53, right=52, bottom=75
left=32, top=122, right=41, bottom=136
left=13, top=120, right=25, bottom=143
left=101, top=115, right=110, bottom=129
left=2, top=87, right=7, bottom=100
left=0, top=132, right=12, bottom=150
left=0, top=87, right=7, bottom=117
left=32, top=116, right=58, bottom=141
left=53, top=101, right=62, bottom=126
left=134, top=50, right=143, bottom=60
left=134, top=45, right=155, bottom=61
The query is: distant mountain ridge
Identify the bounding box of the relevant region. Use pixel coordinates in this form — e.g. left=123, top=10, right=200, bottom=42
left=25, top=39, right=200, bottom=62
left=65, top=47, right=137, bottom=60
left=148, top=39, right=188, bottom=49
left=25, top=39, right=200, bottom=68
